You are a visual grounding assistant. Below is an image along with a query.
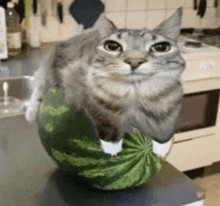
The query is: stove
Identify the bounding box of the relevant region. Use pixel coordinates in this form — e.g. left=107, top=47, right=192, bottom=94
left=181, top=29, right=220, bottom=48
left=166, top=35, right=220, bottom=171
left=178, top=35, right=220, bottom=84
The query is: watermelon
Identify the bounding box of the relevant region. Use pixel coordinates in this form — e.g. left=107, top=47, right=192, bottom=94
left=37, top=87, right=163, bottom=190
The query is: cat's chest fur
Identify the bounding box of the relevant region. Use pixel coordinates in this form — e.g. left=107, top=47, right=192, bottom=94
left=86, top=68, right=167, bottom=127
left=87, top=68, right=147, bottom=107
left=87, top=67, right=167, bottom=106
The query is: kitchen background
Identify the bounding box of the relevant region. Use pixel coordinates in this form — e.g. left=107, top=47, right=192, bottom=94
left=1, top=1, right=220, bottom=205
left=26, top=1, right=220, bottom=205
left=22, top=0, right=220, bottom=43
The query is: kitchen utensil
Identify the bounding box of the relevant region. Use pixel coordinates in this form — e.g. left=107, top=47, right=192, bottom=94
left=3, top=82, right=8, bottom=106
left=29, top=0, right=41, bottom=48
left=197, top=0, right=207, bottom=18
left=57, top=1, right=63, bottom=23
left=32, top=0, right=37, bottom=14
left=214, top=0, right=219, bottom=17
left=40, top=0, right=47, bottom=26
left=194, top=0, right=197, bottom=10
left=69, top=0, right=104, bottom=29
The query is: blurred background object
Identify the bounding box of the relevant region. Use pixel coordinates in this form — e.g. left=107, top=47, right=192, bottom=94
left=5, top=1, right=22, bottom=56
left=0, top=0, right=25, bottom=22
left=1, top=0, right=220, bottom=45
left=0, top=0, right=9, bottom=10
left=69, top=0, right=104, bottom=29
left=0, top=5, right=8, bottom=59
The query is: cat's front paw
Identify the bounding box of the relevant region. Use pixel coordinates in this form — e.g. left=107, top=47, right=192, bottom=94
left=152, top=138, right=173, bottom=157
left=100, top=139, right=123, bottom=156
left=25, top=101, right=40, bottom=122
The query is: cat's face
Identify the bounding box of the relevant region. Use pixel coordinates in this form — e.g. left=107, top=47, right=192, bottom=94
left=90, top=8, right=185, bottom=84
left=91, top=30, right=184, bottom=83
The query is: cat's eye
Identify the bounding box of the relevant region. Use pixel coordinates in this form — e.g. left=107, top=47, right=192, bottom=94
left=104, top=40, right=122, bottom=52
left=150, top=42, right=171, bottom=53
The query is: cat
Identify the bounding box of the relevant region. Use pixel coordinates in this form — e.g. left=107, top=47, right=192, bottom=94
left=25, top=8, right=185, bottom=157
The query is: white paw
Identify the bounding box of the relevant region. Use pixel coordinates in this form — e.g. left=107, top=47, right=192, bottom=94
left=25, top=101, right=40, bottom=122
left=100, top=139, right=123, bottom=156
left=152, top=138, right=173, bottom=157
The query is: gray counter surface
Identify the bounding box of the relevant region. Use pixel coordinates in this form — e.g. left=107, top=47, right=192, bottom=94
left=1, top=43, right=58, bottom=78
left=0, top=115, right=205, bottom=206
left=0, top=45, right=205, bottom=206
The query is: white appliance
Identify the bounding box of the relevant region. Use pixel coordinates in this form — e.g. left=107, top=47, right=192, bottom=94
left=0, top=6, right=8, bottom=59
left=166, top=36, right=220, bottom=171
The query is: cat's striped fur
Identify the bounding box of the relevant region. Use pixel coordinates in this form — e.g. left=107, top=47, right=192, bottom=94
left=26, top=8, right=185, bottom=157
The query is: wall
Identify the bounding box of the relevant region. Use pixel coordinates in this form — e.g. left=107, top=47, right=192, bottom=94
left=27, top=0, right=220, bottom=43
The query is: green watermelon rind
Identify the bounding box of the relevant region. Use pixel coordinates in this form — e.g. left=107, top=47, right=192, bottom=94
left=37, top=87, right=163, bottom=190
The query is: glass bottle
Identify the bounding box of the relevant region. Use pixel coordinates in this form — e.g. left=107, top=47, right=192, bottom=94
left=5, top=2, right=22, bottom=57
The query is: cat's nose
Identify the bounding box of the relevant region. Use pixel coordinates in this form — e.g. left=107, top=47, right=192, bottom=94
left=124, top=58, right=147, bottom=70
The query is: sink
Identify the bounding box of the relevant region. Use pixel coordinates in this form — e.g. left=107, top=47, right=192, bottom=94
left=0, top=76, right=35, bottom=117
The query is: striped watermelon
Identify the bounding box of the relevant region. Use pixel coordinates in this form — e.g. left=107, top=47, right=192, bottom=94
left=37, top=87, right=162, bottom=190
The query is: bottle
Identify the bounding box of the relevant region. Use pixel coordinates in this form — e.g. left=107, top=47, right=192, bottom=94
left=0, top=6, right=8, bottom=59
left=5, top=2, right=22, bottom=57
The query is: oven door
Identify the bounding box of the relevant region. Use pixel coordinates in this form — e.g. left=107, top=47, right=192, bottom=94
left=167, top=89, right=220, bottom=171
left=176, top=89, right=219, bottom=133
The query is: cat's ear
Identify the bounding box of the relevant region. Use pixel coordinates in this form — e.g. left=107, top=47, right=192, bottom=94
left=92, top=14, right=117, bottom=38
left=153, top=7, right=182, bottom=40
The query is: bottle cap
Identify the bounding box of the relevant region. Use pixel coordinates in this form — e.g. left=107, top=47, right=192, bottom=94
left=7, top=2, right=14, bottom=8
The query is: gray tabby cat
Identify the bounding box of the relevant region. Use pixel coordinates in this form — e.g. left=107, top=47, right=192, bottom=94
left=26, top=8, right=185, bottom=157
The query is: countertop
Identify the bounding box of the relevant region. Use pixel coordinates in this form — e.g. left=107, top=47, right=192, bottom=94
left=0, top=115, right=205, bottom=206
left=1, top=43, right=58, bottom=78
left=0, top=45, right=205, bottom=206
